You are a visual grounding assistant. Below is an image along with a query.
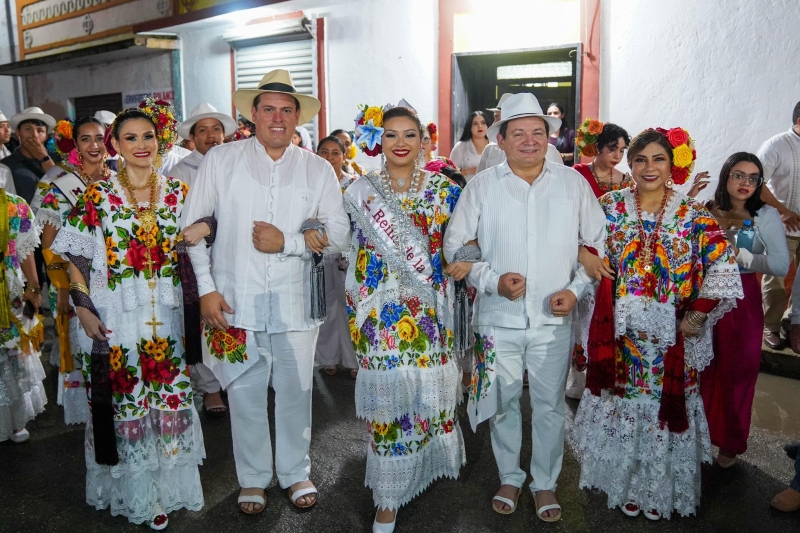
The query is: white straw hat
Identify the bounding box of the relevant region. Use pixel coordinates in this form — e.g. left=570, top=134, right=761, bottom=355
left=178, top=103, right=237, bottom=139
left=10, top=107, right=56, bottom=132
left=233, top=69, right=320, bottom=125
left=486, top=93, right=561, bottom=140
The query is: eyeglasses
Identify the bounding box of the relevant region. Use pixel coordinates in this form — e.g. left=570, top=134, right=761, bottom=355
left=730, top=172, right=763, bottom=187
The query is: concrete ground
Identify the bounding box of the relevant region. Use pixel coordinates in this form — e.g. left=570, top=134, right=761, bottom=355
left=2, top=360, right=799, bottom=533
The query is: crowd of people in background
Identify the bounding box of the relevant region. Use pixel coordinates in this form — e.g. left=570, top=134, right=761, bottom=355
left=1, top=70, right=799, bottom=532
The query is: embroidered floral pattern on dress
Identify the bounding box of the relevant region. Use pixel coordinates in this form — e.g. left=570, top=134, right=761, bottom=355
left=369, top=408, right=457, bottom=456
left=203, top=326, right=248, bottom=364
left=468, top=332, right=495, bottom=403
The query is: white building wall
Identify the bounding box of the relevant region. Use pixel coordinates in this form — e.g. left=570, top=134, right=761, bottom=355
left=179, top=27, right=234, bottom=118
left=601, top=0, right=800, bottom=196
left=25, top=52, right=173, bottom=120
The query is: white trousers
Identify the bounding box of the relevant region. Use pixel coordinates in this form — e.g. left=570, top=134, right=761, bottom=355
left=193, top=363, right=222, bottom=394
left=227, top=328, right=319, bottom=489
left=489, top=323, right=572, bottom=492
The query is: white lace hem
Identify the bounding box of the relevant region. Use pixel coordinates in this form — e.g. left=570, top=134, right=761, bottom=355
left=33, top=208, right=63, bottom=233
left=572, top=390, right=711, bottom=519
left=365, top=424, right=465, bottom=511
left=16, top=224, right=40, bottom=264
left=0, top=355, right=47, bottom=441
left=615, top=296, right=676, bottom=349
left=85, top=407, right=206, bottom=524
left=684, top=266, right=743, bottom=371
left=355, top=360, right=461, bottom=423
left=57, top=370, right=90, bottom=425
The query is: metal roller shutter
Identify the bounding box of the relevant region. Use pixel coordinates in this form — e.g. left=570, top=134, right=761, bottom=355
left=234, top=38, right=317, bottom=146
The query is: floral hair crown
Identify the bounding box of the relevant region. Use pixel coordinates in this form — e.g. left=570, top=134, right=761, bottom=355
left=426, top=122, right=438, bottom=144
left=653, top=127, right=696, bottom=185
left=354, top=104, right=389, bottom=157
left=53, top=119, right=76, bottom=159
left=110, top=97, right=178, bottom=157
left=576, top=117, right=603, bottom=157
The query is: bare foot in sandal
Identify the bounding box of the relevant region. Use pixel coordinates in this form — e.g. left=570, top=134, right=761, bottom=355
left=492, top=484, right=521, bottom=513
left=533, top=490, right=561, bottom=521
left=288, top=480, right=318, bottom=508
left=238, top=487, right=266, bottom=514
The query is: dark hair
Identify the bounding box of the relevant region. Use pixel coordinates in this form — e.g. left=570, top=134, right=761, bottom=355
left=627, top=129, right=674, bottom=166
left=73, top=117, right=105, bottom=138
left=546, top=102, right=568, bottom=136
left=317, top=135, right=345, bottom=153
left=17, top=119, right=47, bottom=130
left=111, top=109, right=156, bottom=140
left=439, top=166, right=466, bottom=188
left=252, top=93, right=300, bottom=112
left=459, top=111, right=491, bottom=142
left=498, top=116, right=550, bottom=139
left=330, top=128, right=348, bottom=138
left=382, top=107, right=423, bottom=136
left=709, top=152, right=766, bottom=216
left=596, top=123, right=630, bottom=153
left=793, top=101, right=800, bottom=125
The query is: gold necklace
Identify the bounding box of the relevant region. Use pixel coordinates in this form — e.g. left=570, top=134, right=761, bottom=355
left=118, top=165, right=159, bottom=232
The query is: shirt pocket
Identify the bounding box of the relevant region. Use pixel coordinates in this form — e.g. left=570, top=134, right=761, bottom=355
left=546, top=199, right=578, bottom=246
left=285, top=187, right=317, bottom=231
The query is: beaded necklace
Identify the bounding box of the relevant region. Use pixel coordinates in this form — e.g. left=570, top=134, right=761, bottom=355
left=118, top=165, right=159, bottom=233
left=380, top=168, right=422, bottom=196
left=633, top=187, right=671, bottom=273
left=75, top=162, right=110, bottom=185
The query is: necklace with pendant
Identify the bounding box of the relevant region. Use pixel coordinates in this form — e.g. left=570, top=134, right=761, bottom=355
left=634, top=187, right=670, bottom=274
left=118, top=165, right=159, bottom=232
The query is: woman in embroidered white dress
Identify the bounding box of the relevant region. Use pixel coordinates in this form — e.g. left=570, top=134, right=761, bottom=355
left=51, top=105, right=204, bottom=530
left=0, top=190, right=45, bottom=444
left=572, top=129, right=743, bottom=520
left=344, top=105, right=465, bottom=532
left=32, top=116, right=112, bottom=426
left=315, top=135, right=359, bottom=376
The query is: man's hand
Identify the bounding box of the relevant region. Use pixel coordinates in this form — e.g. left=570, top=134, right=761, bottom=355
left=445, top=262, right=472, bottom=281
left=22, top=136, right=49, bottom=161
left=200, top=291, right=234, bottom=330
left=578, top=247, right=614, bottom=281
left=498, top=272, right=526, bottom=301
left=252, top=221, right=285, bottom=253
left=304, top=226, right=329, bottom=254
left=780, top=210, right=800, bottom=233
left=550, top=290, right=577, bottom=317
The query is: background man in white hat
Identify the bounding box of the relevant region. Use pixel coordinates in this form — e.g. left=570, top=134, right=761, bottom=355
left=92, top=110, right=116, bottom=128
left=477, top=93, right=563, bottom=174
left=1, top=107, right=56, bottom=203
left=169, top=102, right=237, bottom=419
left=444, top=92, right=606, bottom=522
left=182, top=69, right=350, bottom=514
left=0, top=110, right=12, bottom=159
left=170, top=103, right=237, bottom=187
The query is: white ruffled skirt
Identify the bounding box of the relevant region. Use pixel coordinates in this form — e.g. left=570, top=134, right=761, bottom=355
left=85, top=407, right=206, bottom=524
left=0, top=348, right=47, bottom=441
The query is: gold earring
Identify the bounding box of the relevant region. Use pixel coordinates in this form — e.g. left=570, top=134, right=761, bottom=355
left=665, top=178, right=674, bottom=189
left=154, top=153, right=163, bottom=169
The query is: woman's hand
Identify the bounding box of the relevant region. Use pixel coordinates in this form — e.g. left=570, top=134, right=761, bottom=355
left=23, top=288, right=42, bottom=312
left=578, top=246, right=614, bottom=281
left=445, top=262, right=472, bottom=281
left=75, top=307, right=111, bottom=341
left=56, top=288, right=71, bottom=316
left=180, top=222, right=212, bottom=246
left=304, top=225, right=329, bottom=254
left=687, top=171, right=710, bottom=198
left=678, top=316, right=701, bottom=337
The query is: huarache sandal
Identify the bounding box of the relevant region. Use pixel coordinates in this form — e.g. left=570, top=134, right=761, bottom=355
left=203, top=394, right=228, bottom=419
left=288, top=482, right=318, bottom=509
left=533, top=491, right=562, bottom=522
left=492, top=487, right=522, bottom=515
left=238, top=488, right=267, bottom=515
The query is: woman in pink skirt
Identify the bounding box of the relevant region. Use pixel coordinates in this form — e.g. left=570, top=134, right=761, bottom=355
left=701, top=152, right=789, bottom=467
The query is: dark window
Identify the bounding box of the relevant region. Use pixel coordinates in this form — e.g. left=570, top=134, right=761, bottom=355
left=73, top=93, right=122, bottom=119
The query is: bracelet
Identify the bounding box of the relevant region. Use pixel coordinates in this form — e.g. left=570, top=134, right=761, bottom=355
left=685, top=310, right=707, bottom=330
left=25, top=286, right=41, bottom=294
left=46, top=263, right=66, bottom=270
left=69, top=282, right=90, bottom=296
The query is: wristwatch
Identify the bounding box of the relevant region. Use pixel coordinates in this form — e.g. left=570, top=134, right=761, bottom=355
left=39, top=155, right=51, bottom=163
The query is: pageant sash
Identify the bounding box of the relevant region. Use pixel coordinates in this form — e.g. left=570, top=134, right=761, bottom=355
left=53, top=168, right=87, bottom=206
left=348, top=173, right=436, bottom=288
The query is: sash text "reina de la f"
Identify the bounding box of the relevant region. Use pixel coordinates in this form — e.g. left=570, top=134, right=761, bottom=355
left=367, top=205, right=427, bottom=274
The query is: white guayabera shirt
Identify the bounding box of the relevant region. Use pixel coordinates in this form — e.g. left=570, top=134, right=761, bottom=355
left=182, top=138, right=350, bottom=333
left=444, top=159, right=606, bottom=329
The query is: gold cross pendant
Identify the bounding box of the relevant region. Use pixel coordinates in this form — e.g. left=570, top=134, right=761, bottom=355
left=145, top=315, right=164, bottom=338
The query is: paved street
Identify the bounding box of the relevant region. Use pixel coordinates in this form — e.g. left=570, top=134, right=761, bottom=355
left=2, top=355, right=800, bottom=532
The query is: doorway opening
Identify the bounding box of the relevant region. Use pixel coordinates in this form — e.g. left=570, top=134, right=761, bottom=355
left=451, top=44, right=581, bottom=150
